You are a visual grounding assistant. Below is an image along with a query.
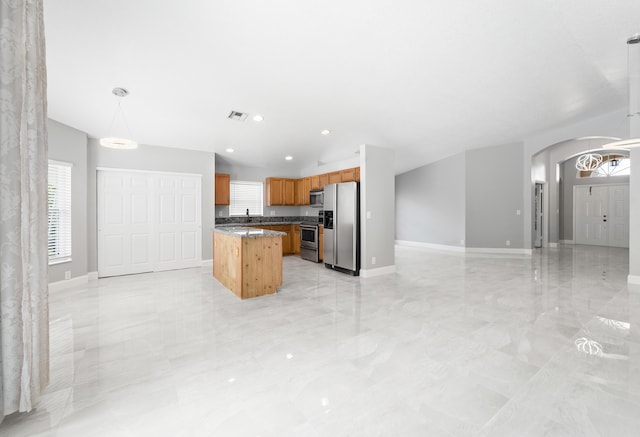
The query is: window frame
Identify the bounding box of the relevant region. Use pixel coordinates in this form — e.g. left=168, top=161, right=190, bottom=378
left=228, top=180, right=264, bottom=217
left=48, top=160, right=73, bottom=265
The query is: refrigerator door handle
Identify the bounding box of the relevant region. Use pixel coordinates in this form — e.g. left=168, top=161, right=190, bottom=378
left=333, top=188, right=338, bottom=265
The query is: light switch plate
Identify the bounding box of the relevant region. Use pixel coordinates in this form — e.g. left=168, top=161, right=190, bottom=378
left=366, top=211, right=371, bottom=219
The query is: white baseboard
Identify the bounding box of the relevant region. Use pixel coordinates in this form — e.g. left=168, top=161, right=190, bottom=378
left=395, top=240, right=465, bottom=253
left=88, top=271, right=99, bottom=281
left=49, top=275, right=89, bottom=292
left=628, top=275, right=640, bottom=285
left=201, top=259, right=213, bottom=267
left=360, top=265, right=396, bottom=278
left=548, top=242, right=558, bottom=248
left=559, top=240, right=574, bottom=245
left=465, top=247, right=533, bottom=256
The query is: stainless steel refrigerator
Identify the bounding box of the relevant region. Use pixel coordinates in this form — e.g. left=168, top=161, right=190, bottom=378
left=323, top=182, right=360, bottom=276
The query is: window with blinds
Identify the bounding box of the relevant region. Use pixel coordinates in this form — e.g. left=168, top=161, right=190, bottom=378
left=229, top=180, right=264, bottom=216
left=48, top=160, right=72, bottom=264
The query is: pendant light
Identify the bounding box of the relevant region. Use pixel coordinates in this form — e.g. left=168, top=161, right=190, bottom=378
left=603, top=34, right=640, bottom=150
left=100, top=87, right=138, bottom=149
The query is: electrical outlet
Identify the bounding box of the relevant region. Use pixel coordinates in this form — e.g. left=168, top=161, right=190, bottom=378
left=460, top=239, right=465, bottom=245
left=372, top=256, right=376, bottom=265
left=270, top=210, right=276, bottom=216
left=366, top=211, right=372, bottom=219
left=218, top=210, right=222, bottom=217
left=305, top=211, right=308, bottom=216
left=516, top=209, right=521, bottom=215
left=64, top=271, right=71, bottom=280
left=506, top=240, right=511, bottom=246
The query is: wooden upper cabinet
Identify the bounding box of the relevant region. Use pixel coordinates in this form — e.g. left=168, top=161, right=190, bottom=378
left=283, top=179, right=295, bottom=205
left=310, top=175, right=321, bottom=190
left=355, top=167, right=360, bottom=181
left=215, top=173, right=230, bottom=205
left=302, top=177, right=311, bottom=205
left=341, top=167, right=357, bottom=183
left=266, top=177, right=296, bottom=206
left=328, top=171, right=341, bottom=184
left=318, top=173, right=329, bottom=188
left=294, top=177, right=310, bottom=205
left=265, top=177, right=284, bottom=206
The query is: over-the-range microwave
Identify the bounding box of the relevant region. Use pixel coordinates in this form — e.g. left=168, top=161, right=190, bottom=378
left=309, top=189, right=323, bottom=207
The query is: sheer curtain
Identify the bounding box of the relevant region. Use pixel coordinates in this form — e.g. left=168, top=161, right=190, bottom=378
left=0, top=0, right=49, bottom=423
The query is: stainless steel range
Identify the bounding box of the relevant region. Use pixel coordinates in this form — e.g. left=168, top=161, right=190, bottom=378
left=300, top=223, right=320, bottom=262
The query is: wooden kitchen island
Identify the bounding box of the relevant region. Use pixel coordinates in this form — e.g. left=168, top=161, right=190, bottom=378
left=213, top=227, right=285, bottom=299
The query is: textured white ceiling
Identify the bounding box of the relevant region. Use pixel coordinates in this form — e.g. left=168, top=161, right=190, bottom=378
left=43, top=0, right=640, bottom=174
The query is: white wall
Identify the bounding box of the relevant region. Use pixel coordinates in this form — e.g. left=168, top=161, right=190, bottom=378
left=630, top=148, right=640, bottom=283
left=87, top=139, right=215, bottom=270
left=395, top=152, right=465, bottom=247
left=465, top=143, right=524, bottom=249
left=360, top=144, right=395, bottom=275
left=48, top=119, right=88, bottom=282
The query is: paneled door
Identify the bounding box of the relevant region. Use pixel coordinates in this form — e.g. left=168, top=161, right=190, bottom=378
left=98, top=171, right=154, bottom=277
left=98, top=170, right=202, bottom=277
left=574, top=184, right=629, bottom=248
left=607, top=185, right=629, bottom=248
left=155, top=174, right=202, bottom=271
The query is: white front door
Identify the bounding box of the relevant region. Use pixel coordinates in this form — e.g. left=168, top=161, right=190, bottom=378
left=97, top=170, right=202, bottom=277
left=155, top=174, right=202, bottom=271
left=607, top=185, right=629, bottom=248
left=98, top=171, right=154, bottom=277
left=574, top=184, right=629, bottom=248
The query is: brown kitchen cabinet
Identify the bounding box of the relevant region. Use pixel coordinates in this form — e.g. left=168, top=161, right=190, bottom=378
left=355, top=167, right=360, bottom=181
left=292, top=224, right=300, bottom=254
left=284, top=179, right=295, bottom=205
left=295, top=177, right=310, bottom=205
left=328, top=171, right=342, bottom=184
left=266, top=177, right=296, bottom=206
left=310, top=174, right=321, bottom=190
left=265, top=177, right=283, bottom=206
left=248, top=224, right=291, bottom=255
left=341, top=167, right=358, bottom=183
left=215, top=173, right=230, bottom=205
left=318, top=225, right=324, bottom=261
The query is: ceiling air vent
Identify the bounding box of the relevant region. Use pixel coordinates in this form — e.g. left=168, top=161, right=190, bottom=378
left=227, top=111, right=248, bottom=122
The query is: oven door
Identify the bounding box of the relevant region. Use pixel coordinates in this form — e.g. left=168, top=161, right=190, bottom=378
left=300, top=225, right=318, bottom=249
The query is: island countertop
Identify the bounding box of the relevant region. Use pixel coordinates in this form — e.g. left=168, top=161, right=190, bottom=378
left=212, top=226, right=286, bottom=238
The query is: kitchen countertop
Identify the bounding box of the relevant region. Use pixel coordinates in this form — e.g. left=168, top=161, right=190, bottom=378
left=216, top=221, right=322, bottom=227
left=212, top=226, right=286, bottom=238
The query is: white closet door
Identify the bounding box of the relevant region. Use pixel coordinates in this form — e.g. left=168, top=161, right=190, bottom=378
left=98, top=170, right=202, bottom=277
left=98, top=171, right=154, bottom=277
left=155, top=174, right=202, bottom=271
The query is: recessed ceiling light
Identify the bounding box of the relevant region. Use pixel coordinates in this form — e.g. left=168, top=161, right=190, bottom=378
left=225, top=148, right=234, bottom=153
left=285, top=156, right=293, bottom=161
left=321, top=129, right=331, bottom=136
left=253, top=114, right=264, bottom=122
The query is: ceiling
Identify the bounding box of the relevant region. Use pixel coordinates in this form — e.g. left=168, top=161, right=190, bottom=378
left=43, top=0, right=640, bottom=174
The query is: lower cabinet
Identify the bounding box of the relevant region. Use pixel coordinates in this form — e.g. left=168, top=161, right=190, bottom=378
left=292, top=225, right=300, bottom=254
left=249, top=225, right=295, bottom=255
left=319, top=225, right=324, bottom=261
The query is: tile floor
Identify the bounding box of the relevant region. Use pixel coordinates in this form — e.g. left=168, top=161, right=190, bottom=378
left=1, top=245, right=640, bottom=436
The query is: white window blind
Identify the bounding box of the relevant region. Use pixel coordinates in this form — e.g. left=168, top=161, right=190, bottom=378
left=229, top=181, right=263, bottom=216
left=48, top=160, right=72, bottom=264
